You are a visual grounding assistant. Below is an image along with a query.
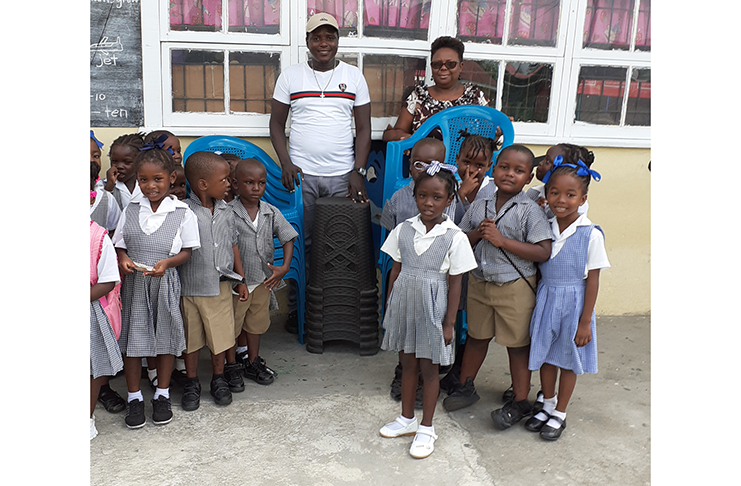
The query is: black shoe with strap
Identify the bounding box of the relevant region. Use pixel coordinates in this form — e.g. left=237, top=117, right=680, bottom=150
left=224, top=362, right=245, bottom=393
left=181, top=378, right=201, bottom=412
left=98, top=385, right=126, bottom=414
left=442, top=377, right=480, bottom=412
left=244, top=357, right=275, bottom=385
left=210, top=375, right=233, bottom=405
left=491, top=398, right=533, bottom=430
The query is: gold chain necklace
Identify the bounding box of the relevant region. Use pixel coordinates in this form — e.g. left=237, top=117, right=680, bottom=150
left=310, top=60, right=336, bottom=99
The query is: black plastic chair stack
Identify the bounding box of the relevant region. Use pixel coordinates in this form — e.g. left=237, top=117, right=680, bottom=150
left=305, top=197, right=379, bottom=355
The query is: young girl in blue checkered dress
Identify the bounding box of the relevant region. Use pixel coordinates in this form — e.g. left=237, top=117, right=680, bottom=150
left=378, top=162, right=477, bottom=459
left=112, top=142, right=200, bottom=429
left=525, top=153, right=610, bottom=441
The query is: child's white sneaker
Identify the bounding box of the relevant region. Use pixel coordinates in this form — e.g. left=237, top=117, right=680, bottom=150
left=90, top=415, right=98, bottom=441
left=380, top=415, right=418, bottom=438
left=409, top=425, right=437, bottom=459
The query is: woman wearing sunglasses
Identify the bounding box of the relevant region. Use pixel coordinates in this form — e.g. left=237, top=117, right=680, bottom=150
left=383, top=36, right=489, bottom=142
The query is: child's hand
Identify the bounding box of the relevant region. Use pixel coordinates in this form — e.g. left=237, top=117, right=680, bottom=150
left=264, top=263, right=288, bottom=291
left=478, top=219, right=505, bottom=247
left=118, top=254, right=135, bottom=275
left=144, top=260, right=168, bottom=278
left=235, top=283, right=249, bottom=301
left=105, top=166, right=118, bottom=191
left=442, top=323, right=454, bottom=346
left=536, top=196, right=547, bottom=208
left=574, top=318, right=592, bottom=347
left=458, top=166, right=481, bottom=203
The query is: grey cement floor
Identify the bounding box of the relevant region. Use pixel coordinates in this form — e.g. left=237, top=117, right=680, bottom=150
left=90, top=314, right=649, bottom=485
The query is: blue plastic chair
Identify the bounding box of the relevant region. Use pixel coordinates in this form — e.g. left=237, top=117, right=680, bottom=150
left=378, top=105, right=514, bottom=341
left=182, top=136, right=307, bottom=344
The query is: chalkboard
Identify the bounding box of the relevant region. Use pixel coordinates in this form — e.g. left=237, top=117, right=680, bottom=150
left=90, top=0, right=144, bottom=127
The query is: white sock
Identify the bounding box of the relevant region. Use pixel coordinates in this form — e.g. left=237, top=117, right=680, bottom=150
left=175, top=358, right=186, bottom=372
left=237, top=346, right=248, bottom=355
left=534, top=395, right=557, bottom=422
left=546, top=410, right=566, bottom=429
left=127, top=390, right=143, bottom=403
left=147, top=368, right=158, bottom=380
left=153, top=387, right=170, bottom=400
left=398, top=415, right=415, bottom=426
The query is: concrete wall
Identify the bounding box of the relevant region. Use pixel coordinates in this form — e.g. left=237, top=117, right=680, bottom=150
left=91, top=128, right=650, bottom=315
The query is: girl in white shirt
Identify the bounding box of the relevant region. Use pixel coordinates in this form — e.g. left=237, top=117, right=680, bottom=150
left=378, top=162, right=477, bottom=459
left=112, top=144, right=200, bottom=429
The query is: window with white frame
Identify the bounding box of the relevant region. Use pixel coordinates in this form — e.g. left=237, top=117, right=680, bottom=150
left=140, top=0, right=649, bottom=146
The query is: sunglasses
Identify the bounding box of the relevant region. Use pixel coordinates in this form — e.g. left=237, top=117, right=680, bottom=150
left=430, top=60, right=459, bottom=70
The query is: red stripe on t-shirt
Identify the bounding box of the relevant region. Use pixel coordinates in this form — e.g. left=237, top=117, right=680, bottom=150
left=291, top=91, right=356, bottom=101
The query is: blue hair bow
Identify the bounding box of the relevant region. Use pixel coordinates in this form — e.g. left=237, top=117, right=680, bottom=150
left=140, top=133, right=174, bottom=155
left=413, top=160, right=458, bottom=176
left=90, top=130, right=104, bottom=148
left=542, top=155, right=601, bottom=184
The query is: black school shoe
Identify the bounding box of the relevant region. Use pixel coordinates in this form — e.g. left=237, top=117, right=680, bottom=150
left=97, top=385, right=126, bottom=413
left=540, top=416, right=566, bottom=441
left=181, top=378, right=201, bottom=411
left=224, top=362, right=245, bottom=393
left=210, top=375, right=233, bottom=406
left=442, top=377, right=480, bottom=412
left=491, top=398, right=533, bottom=430
left=244, top=357, right=275, bottom=385
left=439, top=368, right=461, bottom=396
left=125, top=399, right=146, bottom=429
left=151, top=396, right=173, bottom=425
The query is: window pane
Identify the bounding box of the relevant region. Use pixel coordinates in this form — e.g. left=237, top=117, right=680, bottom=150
left=171, top=50, right=225, bottom=113
left=635, top=0, right=651, bottom=51
left=228, top=52, right=281, bottom=114
left=583, top=0, right=635, bottom=50
left=363, top=55, right=426, bottom=117
left=575, top=66, right=627, bottom=125
left=625, top=68, right=650, bottom=126
left=509, top=1, right=560, bottom=47
left=460, top=60, right=499, bottom=106
left=502, top=62, right=553, bottom=123
left=363, top=0, right=431, bottom=40
left=170, top=0, right=222, bottom=32
left=228, top=0, right=280, bottom=34
left=337, top=53, right=358, bottom=67
left=458, top=1, right=506, bottom=44
left=307, top=1, right=360, bottom=36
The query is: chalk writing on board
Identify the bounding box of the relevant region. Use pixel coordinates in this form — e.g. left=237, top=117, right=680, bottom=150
left=90, top=0, right=143, bottom=126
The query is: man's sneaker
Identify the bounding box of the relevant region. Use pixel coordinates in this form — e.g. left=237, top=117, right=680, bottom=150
left=285, top=311, right=298, bottom=334
left=125, top=399, right=146, bottom=429
left=244, top=357, right=275, bottom=385
left=181, top=379, right=201, bottom=411
left=224, top=362, right=245, bottom=393
left=442, top=377, right=480, bottom=412
left=491, top=398, right=533, bottom=430
left=151, top=396, right=173, bottom=425
left=97, top=385, right=126, bottom=413
left=210, top=376, right=233, bottom=405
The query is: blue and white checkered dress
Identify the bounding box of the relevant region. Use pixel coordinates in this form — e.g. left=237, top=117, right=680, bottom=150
left=528, top=225, right=602, bottom=375
left=381, top=221, right=457, bottom=366
left=118, top=202, right=188, bottom=357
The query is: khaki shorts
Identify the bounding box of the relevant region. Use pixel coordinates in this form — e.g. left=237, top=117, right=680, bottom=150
left=466, top=275, right=537, bottom=348
left=181, top=281, right=236, bottom=355
left=233, top=283, right=271, bottom=336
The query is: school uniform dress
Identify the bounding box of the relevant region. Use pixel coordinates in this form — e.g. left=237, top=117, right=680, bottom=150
left=380, top=215, right=477, bottom=365
left=379, top=180, right=457, bottom=231
left=528, top=214, right=610, bottom=375
left=90, top=223, right=123, bottom=378
left=109, top=180, right=143, bottom=210
left=90, top=189, right=122, bottom=232
left=112, top=195, right=200, bottom=357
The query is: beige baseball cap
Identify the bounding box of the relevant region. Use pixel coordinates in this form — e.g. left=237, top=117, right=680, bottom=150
left=306, top=13, right=339, bottom=33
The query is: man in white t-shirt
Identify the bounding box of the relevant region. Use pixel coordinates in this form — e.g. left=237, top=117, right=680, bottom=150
left=270, top=12, right=372, bottom=331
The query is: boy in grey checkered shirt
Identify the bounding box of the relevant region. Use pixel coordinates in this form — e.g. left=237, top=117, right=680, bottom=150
left=178, top=152, right=249, bottom=411
left=230, top=159, right=298, bottom=385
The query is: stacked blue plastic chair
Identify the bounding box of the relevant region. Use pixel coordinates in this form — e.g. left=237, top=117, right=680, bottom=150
left=182, top=136, right=307, bottom=344
left=379, top=105, right=515, bottom=339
